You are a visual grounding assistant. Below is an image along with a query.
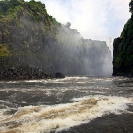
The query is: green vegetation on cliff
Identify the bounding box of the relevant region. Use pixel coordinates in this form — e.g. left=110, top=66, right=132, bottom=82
left=0, top=0, right=112, bottom=76
left=113, top=0, right=133, bottom=76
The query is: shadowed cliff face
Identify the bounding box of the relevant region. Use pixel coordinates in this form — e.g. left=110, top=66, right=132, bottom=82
left=113, top=17, right=133, bottom=76
left=113, top=0, right=133, bottom=76
left=0, top=0, right=112, bottom=76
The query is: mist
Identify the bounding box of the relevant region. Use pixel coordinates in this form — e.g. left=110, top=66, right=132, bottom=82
left=8, top=16, right=113, bottom=76
left=40, top=0, right=130, bottom=59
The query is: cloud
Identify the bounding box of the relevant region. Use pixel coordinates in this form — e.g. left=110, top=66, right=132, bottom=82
left=41, top=0, right=131, bottom=41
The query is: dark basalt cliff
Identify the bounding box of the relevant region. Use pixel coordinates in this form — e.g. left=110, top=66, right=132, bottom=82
left=113, top=1, right=133, bottom=76
left=0, top=0, right=112, bottom=79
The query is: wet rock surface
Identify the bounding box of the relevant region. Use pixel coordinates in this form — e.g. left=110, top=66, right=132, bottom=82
left=0, top=65, right=65, bottom=80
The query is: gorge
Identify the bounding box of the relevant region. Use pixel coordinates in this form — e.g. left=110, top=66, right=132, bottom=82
left=0, top=0, right=112, bottom=79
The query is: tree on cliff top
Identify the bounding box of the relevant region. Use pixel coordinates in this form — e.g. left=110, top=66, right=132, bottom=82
left=65, top=22, right=71, bottom=28
left=129, top=0, right=133, bottom=13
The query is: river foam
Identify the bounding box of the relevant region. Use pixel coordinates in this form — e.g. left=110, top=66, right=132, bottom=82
left=0, top=95, right=132, bottom=133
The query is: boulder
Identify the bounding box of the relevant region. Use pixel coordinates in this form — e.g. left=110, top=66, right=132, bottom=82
left=54, top=72, right=65, bottom=78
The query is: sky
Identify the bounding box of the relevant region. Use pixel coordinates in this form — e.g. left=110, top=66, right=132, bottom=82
left=40, top=0, right=131, bottom=42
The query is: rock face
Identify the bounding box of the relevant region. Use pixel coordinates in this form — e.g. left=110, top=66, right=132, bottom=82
left=0, top=0, right=112, bottom=78
left=113, top=17, right=133, bottom=76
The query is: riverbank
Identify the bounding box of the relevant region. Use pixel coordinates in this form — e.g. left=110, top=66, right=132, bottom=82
left=0, top=65, right=65, bottom=80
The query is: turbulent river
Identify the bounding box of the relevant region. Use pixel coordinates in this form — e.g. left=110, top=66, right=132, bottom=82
left=0, top=76, right=133, bottom=133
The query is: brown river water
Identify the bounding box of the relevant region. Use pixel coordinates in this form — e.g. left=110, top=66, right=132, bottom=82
left=0, top=76, right=133, bottom=133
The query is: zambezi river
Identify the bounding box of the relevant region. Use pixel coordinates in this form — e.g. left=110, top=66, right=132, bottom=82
left=0, top=76, right=133, bottom=133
